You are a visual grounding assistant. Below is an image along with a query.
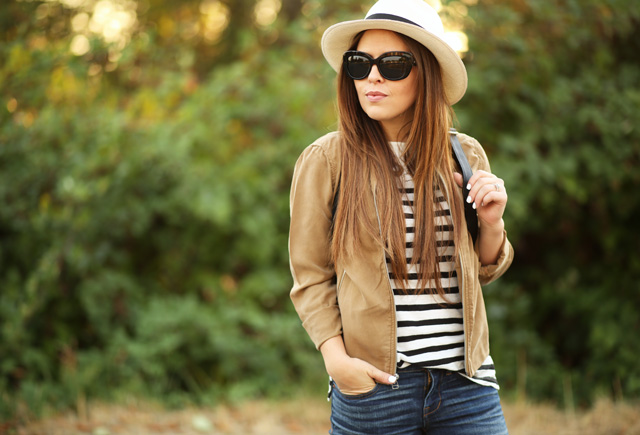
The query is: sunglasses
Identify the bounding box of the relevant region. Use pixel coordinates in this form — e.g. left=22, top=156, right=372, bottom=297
left=343, top=50, right=417, bottom=81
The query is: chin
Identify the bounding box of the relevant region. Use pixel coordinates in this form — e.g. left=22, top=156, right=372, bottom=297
left=363, top=108, right=392, bottom=122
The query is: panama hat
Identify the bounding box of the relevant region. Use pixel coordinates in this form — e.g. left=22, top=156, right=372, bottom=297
left=321, top=0, right=468, bottom=105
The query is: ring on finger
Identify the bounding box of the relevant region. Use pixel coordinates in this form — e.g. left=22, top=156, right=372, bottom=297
left=494, top=183, right=501, bottom=192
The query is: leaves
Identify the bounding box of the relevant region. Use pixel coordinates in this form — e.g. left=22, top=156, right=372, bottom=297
left=459, top=0, right=640, bottom=405
left=1, top=0, right=639, bottom=419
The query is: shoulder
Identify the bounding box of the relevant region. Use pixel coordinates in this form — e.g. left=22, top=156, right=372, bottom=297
left=304, top=131, right=342, bottom=161
left=293, top=131, right=342, bottom=186
left=454, top=132, right=491, bottom=173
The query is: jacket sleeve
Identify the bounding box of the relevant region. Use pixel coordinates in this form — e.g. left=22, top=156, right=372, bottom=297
left=459, top=134, right=515, bottom=285
left=289, top=143, right=342, bottom=350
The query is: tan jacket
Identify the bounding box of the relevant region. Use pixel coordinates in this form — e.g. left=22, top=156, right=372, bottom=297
left=289, top=131, right=514, bottom=377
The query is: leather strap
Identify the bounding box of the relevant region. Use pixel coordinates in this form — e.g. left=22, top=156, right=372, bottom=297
left=449, top=128, right=478, bottom=244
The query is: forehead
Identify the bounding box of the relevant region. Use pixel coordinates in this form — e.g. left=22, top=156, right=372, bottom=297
left=356, top=30, right=410, bottom=56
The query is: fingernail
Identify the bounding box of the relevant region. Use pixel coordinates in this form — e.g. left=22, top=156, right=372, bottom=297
left=466, top=183, right=471, bottom=190
left=472, top=202, right=477, bottom=210
left=466, top=195, right=472, bottom=203
left=388, top=375, right=397, bottom=383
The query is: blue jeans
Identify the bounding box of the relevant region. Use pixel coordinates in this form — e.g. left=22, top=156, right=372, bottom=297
left=329, top=367, right=508, bottom=434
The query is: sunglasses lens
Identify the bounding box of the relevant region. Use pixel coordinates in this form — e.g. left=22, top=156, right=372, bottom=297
left=345, top=54, right=371, bottom=80
left=344, top=52, right=415, bottom=81
left=379, top=55, right=412, bottom=80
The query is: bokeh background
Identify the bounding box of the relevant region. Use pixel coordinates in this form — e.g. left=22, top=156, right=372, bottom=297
left=1, top=0, right=639, bottom=424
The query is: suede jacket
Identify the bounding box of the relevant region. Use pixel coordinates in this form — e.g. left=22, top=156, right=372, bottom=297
left=289, top=131, right=514, bottom=377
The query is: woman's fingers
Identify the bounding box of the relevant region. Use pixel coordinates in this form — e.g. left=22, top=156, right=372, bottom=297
left=465, top=170, right=506, bottom=208
left=474, top=180, right=506, bottom=208
left=463, top=170, right=508, bottom=228
left=453, top=171, right=464, bottom=188
left=332, top=358, right=396, bottom=395
left=363, top=362, right=397, bottom=384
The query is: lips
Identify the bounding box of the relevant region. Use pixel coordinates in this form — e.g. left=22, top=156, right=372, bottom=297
left=365, top=91, right=387, bottom=102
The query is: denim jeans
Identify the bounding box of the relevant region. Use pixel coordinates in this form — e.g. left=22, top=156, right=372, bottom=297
left=329, top=367, right=508, bottom=435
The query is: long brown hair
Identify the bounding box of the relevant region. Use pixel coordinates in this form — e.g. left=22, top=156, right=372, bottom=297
left=331, top=31, right=465, bottom=297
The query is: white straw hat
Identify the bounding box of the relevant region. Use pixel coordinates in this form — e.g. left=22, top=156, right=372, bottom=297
left=321, top=0, right=468, bottom=105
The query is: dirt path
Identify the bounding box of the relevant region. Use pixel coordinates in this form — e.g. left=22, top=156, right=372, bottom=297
left=8, top=397, right=640, bottom=434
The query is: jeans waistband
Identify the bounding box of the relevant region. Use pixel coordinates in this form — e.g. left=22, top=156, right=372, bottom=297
left=396, top=366, right=455, bottom=375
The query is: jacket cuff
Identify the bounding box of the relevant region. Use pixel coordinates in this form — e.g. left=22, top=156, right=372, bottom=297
left=478, top=229, right=513, bottom=285
left=301, top=306, right=343, bottom=350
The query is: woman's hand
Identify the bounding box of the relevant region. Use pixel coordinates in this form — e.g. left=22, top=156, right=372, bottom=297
left=320, top=336, right=396, bottom=395
left=454, top=171, right=507, bottom=265
left=454, top=170, right=507, bottom=228
left=328, top=355, right=395, bottom=395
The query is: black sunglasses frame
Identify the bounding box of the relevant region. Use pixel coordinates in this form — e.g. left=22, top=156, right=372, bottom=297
left=343, top=50, right=417, bottom=81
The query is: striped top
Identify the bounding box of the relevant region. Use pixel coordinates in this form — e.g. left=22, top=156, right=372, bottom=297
left=388, top=142, right=498, bottom=389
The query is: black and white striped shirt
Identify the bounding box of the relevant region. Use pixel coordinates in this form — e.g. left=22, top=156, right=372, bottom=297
left=388, top=142, right=498, bottom=389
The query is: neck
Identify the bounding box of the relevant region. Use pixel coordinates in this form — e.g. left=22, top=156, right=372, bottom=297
left=381, top=122, right=402, bottom=142
left=380, top=113, right=412, bottom=142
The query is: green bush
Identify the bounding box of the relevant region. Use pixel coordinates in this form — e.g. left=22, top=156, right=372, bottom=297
left=1, top=0, right=639, bottom=422
left=0, top=5, right=334, bottom=419
left=457, top=0, right=640, bottom=406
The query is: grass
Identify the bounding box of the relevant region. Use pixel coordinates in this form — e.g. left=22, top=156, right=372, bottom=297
left=6, top=396, right=640, bottom=434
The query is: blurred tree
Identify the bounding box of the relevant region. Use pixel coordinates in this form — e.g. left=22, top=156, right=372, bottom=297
left=1, top=0, right=639, bottom=424
left=0, top=0, right=338, bottom=420
left=456, top=0, right=640, bottom=405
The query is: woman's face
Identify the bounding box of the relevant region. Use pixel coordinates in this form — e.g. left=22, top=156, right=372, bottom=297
left=353, top=29, right=418, bottom=140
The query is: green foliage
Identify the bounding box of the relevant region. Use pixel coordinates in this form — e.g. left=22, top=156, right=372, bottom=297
left=0, top=1, right=335, bottom=421
left=1, top=0, right=639, bottom=423
left=457, top=0, right=640, bottom=406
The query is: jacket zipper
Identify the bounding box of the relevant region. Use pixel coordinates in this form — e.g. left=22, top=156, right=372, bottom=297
left=372, top=187, right=399, bottom=380
left=336, top=270, right=347, bottom=297
left=327, top=270, right=347, bottom=401
left=458, top=253, right=470, bottom=376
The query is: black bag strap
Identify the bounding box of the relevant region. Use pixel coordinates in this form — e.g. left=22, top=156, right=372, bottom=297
left=449, top=128, right=478, bottom=244
left=332, top=130, right=479, bottom=244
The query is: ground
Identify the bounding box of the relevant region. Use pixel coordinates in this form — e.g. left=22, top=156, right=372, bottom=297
left=7, top=397, right=640, bottom=434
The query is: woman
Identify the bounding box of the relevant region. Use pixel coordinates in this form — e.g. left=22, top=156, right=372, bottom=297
left=289, top=0, right=514, bottom=433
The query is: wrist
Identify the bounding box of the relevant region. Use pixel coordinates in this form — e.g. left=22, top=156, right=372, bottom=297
left=480, top=218, right=504, bottom=237
left=320, top=336, right=350, bottom=374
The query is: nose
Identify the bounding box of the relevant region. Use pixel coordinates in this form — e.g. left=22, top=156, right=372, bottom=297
left=368, top=64, right=384, bottom=82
